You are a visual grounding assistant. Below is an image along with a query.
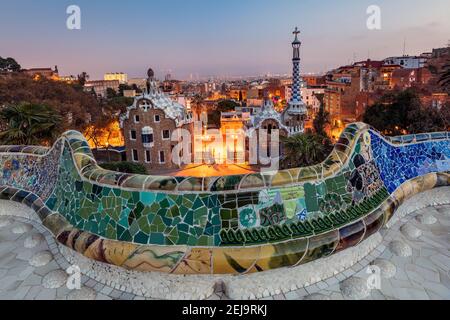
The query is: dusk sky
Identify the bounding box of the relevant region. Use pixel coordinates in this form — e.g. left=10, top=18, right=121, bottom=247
left=1, top=0, right=449, bottom=80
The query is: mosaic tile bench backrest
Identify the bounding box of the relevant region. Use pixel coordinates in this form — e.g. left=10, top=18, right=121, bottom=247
left=0, top=122, right=449, bottom=274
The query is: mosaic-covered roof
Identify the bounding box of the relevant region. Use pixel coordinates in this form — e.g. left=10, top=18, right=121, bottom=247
left=251, top=98, right=290, bottom=133
left=119, top=80, right=192, bottom=127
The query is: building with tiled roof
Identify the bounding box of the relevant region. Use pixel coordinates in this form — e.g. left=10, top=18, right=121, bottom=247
left=120, top=68, right=194, bottom=171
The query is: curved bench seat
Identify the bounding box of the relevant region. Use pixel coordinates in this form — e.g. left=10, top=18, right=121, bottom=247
left=0, top=122, right=448, bottom=274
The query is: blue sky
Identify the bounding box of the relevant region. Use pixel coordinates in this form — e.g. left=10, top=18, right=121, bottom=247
left=0, top=0, right=449, bottom=79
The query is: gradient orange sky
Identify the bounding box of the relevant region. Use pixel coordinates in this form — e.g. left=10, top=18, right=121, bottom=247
left=1, top=0, right=449, bottom=79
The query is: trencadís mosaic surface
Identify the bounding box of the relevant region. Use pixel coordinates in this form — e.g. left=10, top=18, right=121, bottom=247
left=0, top=123, right=449, bottom=274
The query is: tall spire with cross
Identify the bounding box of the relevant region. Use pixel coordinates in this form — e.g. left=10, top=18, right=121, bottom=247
left=289, top=27, right=305, bottom=110
left=282, top=27, right=307, bottom=136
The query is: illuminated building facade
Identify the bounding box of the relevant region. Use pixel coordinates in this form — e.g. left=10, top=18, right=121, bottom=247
left=84, top=80, right=120, bottom=98
left=22, top=66, right=59, bottom=81
left=104, top=72, right=128, bottom=84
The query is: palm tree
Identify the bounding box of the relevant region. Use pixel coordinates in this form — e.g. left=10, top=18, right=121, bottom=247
left=190, top=94, right=205, bottom=122
left=438, top=59, right=450, bottom=92
left=281, top=133, right=331, bottom=168
left=191, top=93, right=204, bottom=110
left=0, top=103, right=62, bottom=146
left=313, top=102, right=330, bottom=137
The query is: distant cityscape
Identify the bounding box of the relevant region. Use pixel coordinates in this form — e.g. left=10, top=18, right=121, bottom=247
left=22, top=46, right=449, bottom=136
left=2, top=29, right=449, bottom=176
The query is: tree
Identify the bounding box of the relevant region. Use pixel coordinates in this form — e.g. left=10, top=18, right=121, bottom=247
left=362, top=89, right=448, bottom=135
left=362, top=103, right=391, bottom=132
left=106, top=88, right=117, bottom=99
left=281, top=133, right=332, bottom=168
left=0, top=103, right=62, bottom=145
left=190, top=94, right=205, bottom=125
left=0, top=57, right=21, bottom=73
left=208, top=99, right=239, bottom=128
left=0, top=74, right=128, bottom=148
left=118, top=84, right=132, bottom=96
left=191, top=94, right=204, bottom=114
left=106, top=96, right=133, bottom=113
left=77, top=72, right=89, bottom=86
left=217, top=99, right=239, bottom=111
left=313, top=102, right=330, bottom=137
left=0, top=73, right=103, bottom=136
left=131, top=83, right=142, bottom=94
left=0, top=74, right=92, bottom=128
left=83, top=102, right=126, bottom=149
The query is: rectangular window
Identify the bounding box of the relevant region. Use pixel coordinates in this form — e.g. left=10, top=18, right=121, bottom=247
left=159, top=151, right=165, bottom=163
left=154, top=115, right=160, bottom=122
left=132, top=149, right=138, bottom=162
left=130, top=130, right=137, bottom=140
left=134, top=115, right=140, bottom=123
left=145, top=150, right=151, bottom=163
left=162, top=130, right=170, bottom=140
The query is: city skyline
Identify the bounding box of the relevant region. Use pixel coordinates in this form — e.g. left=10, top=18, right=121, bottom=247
left=1, top=0, right=449, bottom=79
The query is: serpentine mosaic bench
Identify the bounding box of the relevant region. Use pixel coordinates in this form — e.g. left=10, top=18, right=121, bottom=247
left=0, top=123, right=449, bottom=275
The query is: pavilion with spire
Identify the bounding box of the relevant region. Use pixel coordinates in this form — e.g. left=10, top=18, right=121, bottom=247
left=281, top=27, right=307, bottom=135
left=248, top=27, right=307, bottom=137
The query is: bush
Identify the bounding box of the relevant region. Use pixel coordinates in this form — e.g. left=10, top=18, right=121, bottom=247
left=100, top=162, right=147, bottom=174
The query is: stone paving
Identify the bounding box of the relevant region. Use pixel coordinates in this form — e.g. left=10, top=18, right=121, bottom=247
left=234, top=204, right=450, bottom=301
left=0, top=200, right=449, bottom=300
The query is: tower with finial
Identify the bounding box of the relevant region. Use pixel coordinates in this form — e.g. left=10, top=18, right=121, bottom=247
left=282, top=27, right=307, bottom=135
left=290, top=27, right=302, bottom=104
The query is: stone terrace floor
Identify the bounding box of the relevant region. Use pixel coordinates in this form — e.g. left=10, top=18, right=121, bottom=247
left=0, top=204, right=449, bottom=300
left=251, top=204, right=450, bottom=300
